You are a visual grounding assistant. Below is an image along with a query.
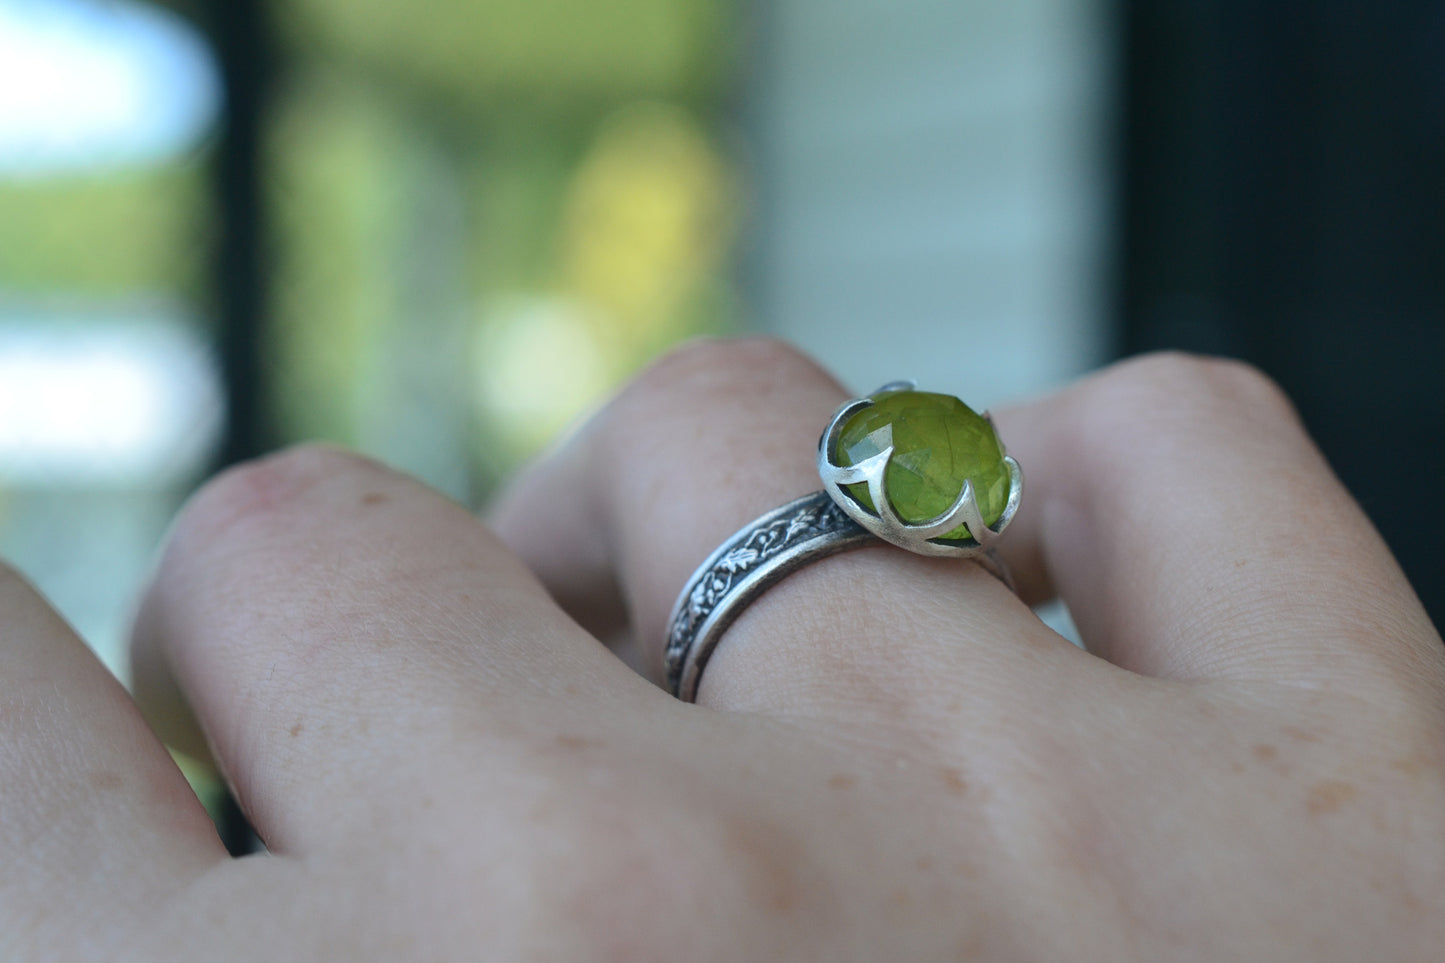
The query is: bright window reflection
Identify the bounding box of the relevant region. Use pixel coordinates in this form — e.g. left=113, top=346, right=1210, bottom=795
left=0, top=316, right=220, bottom=485
left=0, top=0, right=219, bottom=176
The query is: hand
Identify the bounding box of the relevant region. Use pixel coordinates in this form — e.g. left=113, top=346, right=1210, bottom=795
left=3, top=340, right=1442, bottom=960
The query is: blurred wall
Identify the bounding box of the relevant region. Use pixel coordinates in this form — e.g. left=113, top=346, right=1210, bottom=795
left=743, top=0, right=1116, bottom=408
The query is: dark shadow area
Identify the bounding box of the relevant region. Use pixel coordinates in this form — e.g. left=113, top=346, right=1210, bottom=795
left=203, top=0, right=278, bottom=467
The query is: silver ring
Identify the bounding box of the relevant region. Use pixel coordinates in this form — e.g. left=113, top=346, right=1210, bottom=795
left=664, top=382, right=1023, bottom=702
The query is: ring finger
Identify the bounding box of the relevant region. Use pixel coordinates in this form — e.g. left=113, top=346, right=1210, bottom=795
left=489, top=338, right=1090, bottom=734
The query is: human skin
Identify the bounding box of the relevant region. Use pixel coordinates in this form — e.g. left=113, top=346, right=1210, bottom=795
left=2, top=340, right=1443, bottom=960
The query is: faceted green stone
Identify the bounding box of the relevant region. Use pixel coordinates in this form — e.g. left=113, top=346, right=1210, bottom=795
left=837, top=390, right=1009, bottom=541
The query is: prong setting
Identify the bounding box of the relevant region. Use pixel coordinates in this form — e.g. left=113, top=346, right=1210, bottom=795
left=817, top=386, right=1023, bottom=558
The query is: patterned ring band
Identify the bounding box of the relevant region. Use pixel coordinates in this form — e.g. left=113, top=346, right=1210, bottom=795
left=662, top=495, right=1014, bottom=702
left=664, top=492, right=867, bottom=701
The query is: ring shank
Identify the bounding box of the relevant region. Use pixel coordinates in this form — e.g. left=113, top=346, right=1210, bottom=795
left=663, top=491, right=1013, bottom=701
left=664, top=493, right=869, bottom=701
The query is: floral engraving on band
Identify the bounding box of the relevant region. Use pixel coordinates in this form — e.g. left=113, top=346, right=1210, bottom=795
left=665, top=497, right=856, bottom=691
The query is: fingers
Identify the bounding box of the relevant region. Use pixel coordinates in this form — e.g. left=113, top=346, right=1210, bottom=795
left=130, top=446, right=650, bottom=854
left=0, top=563, right=223, bottom=956
left=491, top=338, right=1083, bottom=729
left=496, top=342, right=1444, bottom=705
left=993, top=352, right=1445, bottom=692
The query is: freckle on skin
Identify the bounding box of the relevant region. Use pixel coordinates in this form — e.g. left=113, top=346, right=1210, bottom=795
left=724, top=816, right=800, bottom=916
left=1392, top=756, right=1430, bottom=777
left=361, top=492, right=388, bottom=507
left=1253, top=744, right=1278, bottom=762
left=942, top=768, right=968, bottom=796
left=828, top=774, right=857, bottom=790
left=1306, top=779, right=1357, bottom=816
left=556, top=734, right=604, bottom=751
left=1284, top=725, right=1321, bottom=744
left=289, top=721, right=303, bottom=738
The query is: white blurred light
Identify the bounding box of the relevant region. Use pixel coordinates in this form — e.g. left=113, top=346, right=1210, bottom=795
left=0, top=0, right=220, bottom=176
left=0, top=315, right=221, bottom=485
left=476, top=297, right=613, bottom=436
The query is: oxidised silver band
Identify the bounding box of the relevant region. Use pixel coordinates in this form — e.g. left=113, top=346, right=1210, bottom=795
left=664, top=492, right=869, bottom=701
left=663, top=491, right=1012, bottom=701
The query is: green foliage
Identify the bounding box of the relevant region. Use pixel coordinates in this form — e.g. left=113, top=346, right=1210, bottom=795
left=0, top=164, right=209, bottom=297
left=266, top=74, right=412, bottom=445
left=465, top=119, right=590, bottom=292
left=279, top=0, right=733, bottom=113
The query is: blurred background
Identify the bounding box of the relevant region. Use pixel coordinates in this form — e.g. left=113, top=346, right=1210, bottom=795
left=0, top=0, right=1441, bottom=696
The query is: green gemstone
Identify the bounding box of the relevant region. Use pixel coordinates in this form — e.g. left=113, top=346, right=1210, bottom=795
left=837, top=390, right=1009, bottom=541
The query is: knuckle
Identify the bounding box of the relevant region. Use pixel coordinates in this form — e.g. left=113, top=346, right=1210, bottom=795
left=626, top=336, right=835, bottom=407
left=175, top=443, right=369, bottom=548
left=1079, top=351, right=1301, bottom=447
left=1124, top=351, right=1294, bottom=420
left=0, top=556, right=26, bottom=595
left=0, top=558, right=40, bottom=616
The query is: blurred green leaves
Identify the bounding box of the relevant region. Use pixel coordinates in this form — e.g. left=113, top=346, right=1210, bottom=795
left=0, top=163, right=209, bottom=298
left=265, top=0, right=742, bottom=470
left=279, top=0, right=733, bottom=113
left=266, top=74, right=409, bottom=445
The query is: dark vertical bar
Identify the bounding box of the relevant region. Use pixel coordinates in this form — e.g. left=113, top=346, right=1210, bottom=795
left=203, top=0, right=274, bottom=855
left=1118, top=0, right=1445, bottom=625
left=1116, top=0, right=1233, bottom=358
left=209, top=0, right=275, bottom=468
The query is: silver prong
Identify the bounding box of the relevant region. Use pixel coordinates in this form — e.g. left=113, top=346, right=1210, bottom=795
left=961, top=481, right=997, bottom=548
left=819, top=395, right=890, bottom=514
left=866, top=453, right=907, bottom=531
left=818, top=397, right=873, bottom=460
left=824, top=447, right=890, bottom=488
left=899, top=478, right=980, bottom=541
left=984, top=455, right=1024, bottom=536
left=870, top=379, right=916, bottom=395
